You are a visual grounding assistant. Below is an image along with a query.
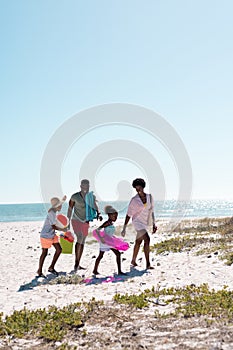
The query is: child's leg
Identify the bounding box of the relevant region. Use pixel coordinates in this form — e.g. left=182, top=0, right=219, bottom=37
left=38, top=248, right=48, bottom=275
left=48, top=243, right=62, bottom=271
left=93, top=251, right=104, bottom=274
left=111, top=248, right=125, bottom=274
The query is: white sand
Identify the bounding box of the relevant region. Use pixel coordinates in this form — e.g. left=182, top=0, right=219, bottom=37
left=0, top=219, right=233, bottom=317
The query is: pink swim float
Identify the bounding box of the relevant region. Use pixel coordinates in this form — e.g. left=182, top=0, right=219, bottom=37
left=93, top=229, right=129, bottom=251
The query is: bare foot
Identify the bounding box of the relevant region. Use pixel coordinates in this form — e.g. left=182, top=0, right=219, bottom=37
left=146, top=266, right=154, bottom=270
left=118, top=271, right=127, bottom=276
left=130, top=261, right=138, bottom=267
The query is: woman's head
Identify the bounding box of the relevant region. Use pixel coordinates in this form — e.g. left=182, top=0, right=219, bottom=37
left=132, top=178, right=146, bottom=194
left=104, top=205, right=118, bottom=221
left=132, top=178, right=146, bottom=188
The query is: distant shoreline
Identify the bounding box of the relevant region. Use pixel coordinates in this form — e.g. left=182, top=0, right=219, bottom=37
left=0, top=199, right=232, bottom=222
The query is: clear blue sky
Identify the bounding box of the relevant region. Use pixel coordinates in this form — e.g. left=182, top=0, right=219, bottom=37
left=0, top=0, right=233, bottom=203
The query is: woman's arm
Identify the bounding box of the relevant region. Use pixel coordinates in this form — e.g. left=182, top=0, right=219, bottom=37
left=121, top=215, right=131, bottom=237
left=151, top=212, right=157, bottom=233
left=150, top=194, right=157, bottom=233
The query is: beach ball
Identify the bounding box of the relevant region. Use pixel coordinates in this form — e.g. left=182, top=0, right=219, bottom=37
left=56, top=214, right=69, bottom=228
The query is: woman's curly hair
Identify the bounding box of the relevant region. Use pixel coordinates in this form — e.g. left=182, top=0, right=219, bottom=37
left=132, top=178, right=146, bottom=188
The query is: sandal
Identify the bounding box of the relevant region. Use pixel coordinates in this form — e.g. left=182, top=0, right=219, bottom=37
left=36, top=273, right=47, bottom=279
left=48, top=268, right=59, bottom=276
left=74, top=265, right=86, bottom=271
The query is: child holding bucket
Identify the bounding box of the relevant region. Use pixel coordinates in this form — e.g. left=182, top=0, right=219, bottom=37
left=37, top=196, right=67, bottom=278
left=93, top=205, right=126, bottom=276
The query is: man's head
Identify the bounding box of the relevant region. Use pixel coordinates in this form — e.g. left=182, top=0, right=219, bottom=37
left=80, top=179, right=90, bottom=193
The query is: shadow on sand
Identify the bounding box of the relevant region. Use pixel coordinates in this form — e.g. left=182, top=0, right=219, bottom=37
left=18, top=271, right=69, bottom=291
left=18, top=267, right=150, bottom=291
left=82, top=267, right=149, bottom=285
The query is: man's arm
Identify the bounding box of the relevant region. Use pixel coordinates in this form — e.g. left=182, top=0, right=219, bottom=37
left=93, top=195, right=103, bottom=221
left=67, top=199, right=75, bottom=223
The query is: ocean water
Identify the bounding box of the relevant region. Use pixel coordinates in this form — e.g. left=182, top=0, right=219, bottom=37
left=0, top=200, right=232, bottom=223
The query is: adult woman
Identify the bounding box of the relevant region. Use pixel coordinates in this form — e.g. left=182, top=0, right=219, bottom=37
left=121, top=178, right=157, bottom=269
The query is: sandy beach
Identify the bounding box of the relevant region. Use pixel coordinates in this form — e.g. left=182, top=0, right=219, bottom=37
left=1, top=217, right=233, bottom=349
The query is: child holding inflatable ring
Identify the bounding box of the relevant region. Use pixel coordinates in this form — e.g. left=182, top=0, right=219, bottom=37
left=37, top=196, right=67, bottom=278
left=93, top=205, right=126, bottom=276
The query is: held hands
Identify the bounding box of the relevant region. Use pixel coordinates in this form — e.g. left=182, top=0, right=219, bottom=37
left=54, top=226, right=68, bottom=233
left=97, top=212, right=103, bottom=221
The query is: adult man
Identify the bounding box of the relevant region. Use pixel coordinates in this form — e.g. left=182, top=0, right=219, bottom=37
left=67, top=179, right=102, bottom=270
